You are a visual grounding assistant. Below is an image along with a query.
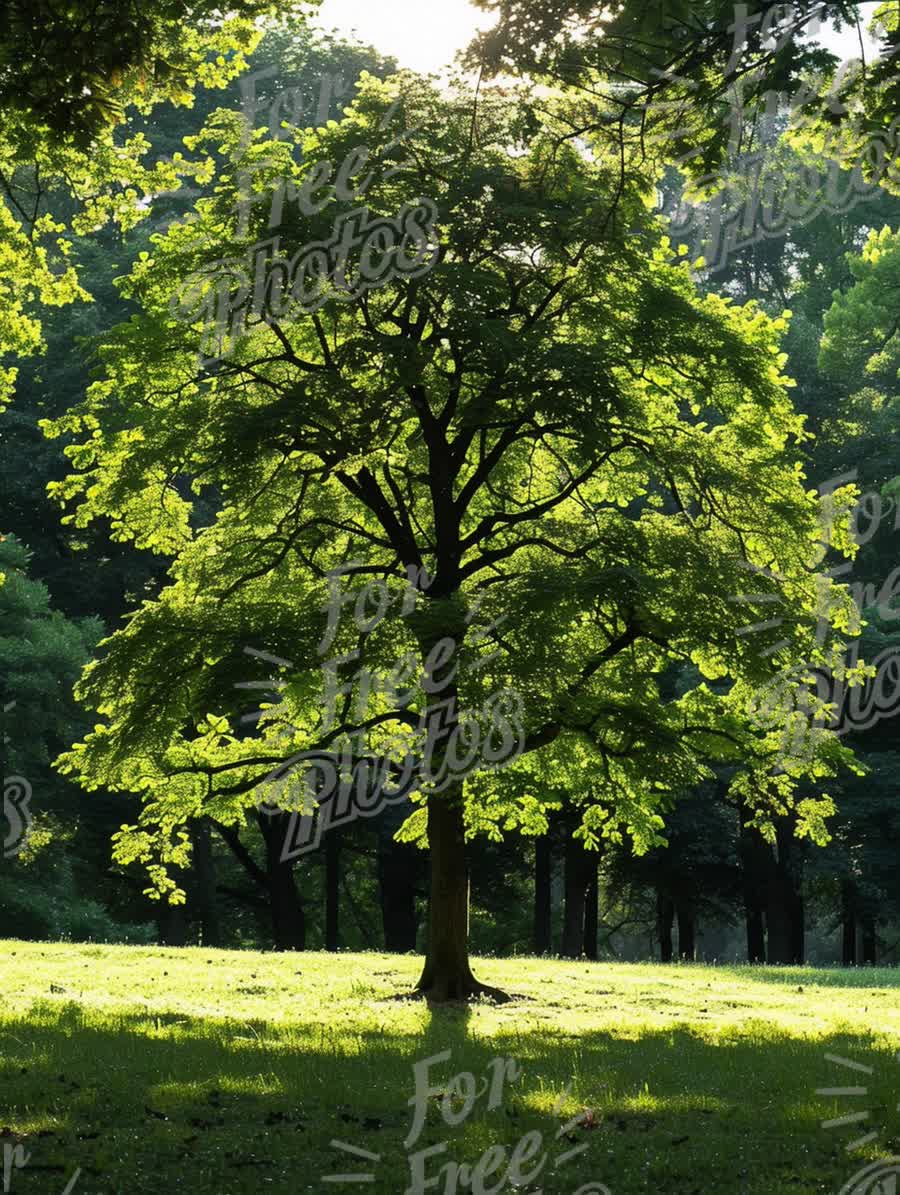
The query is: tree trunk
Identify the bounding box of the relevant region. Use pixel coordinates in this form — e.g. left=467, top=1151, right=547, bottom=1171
left=766, top=821, right=804, bottom=964
left=269, top=858, right=306, bottom=951
left=156, top=849, right=190, bottom=946
left=157, top=901, right=188, bottom=946
left=861, top=913, right=877, bottom=964
left=765, top=895, right=792, bottom=963
left=325, top=831, right=340, bottom=952
left=739, top=809, right=767, bottom=963
left=412, top=598, right=510, bottom=1001
left=533, top=833, right=552, bottom=956
left=377, top=811, right=419, bottom=953
left=841, top=880, right=857, bottom=965
left=416, top=788, right=497, bottom=1000
left=746, top=907, right=765, bottom=965
left=583, top=860, right=598, bottom=960
left=657, top=890, right=675, bottom=963
left=192, top=818, right=221, bottom=947
left=676, top=900, right=696, bottom=961
left=790, top=882, right=805, bottom=965
left=413, top=609, right=503, bottom=1001
left=562, top=827, right=592, bottom=958
left=259, top=814, right=306, bottom=951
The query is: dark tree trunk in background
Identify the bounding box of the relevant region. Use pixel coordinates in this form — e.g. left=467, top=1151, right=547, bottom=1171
left=841, top=881, right=857, bottom=965
left=533, top=833, right=552, bottom=955
left=746, top=906, right=766, bottom=965
left=657, top=891, right=675, bottom=963
left=156, top=846, right=190, bottom=946
left=861, top=914, right=877, bottom=964
left=738, top=808, right=767, bottom=963
left=789, top=884, right=805, bottom=964
left=268, top=858, right=306, bottom=950
left=325, top=831, right=340, bottom=952
left=192, top=818, right=221, bottom=947
left=765, top=894, right=792, bottom=964
left=377, top=811, right=419, bottom=952
left=259, top=813, right=306, bottom=951
left=157, top=901, right=188, bottom=946
left=583, top=861, right=598, bottom=960
left=765, top=822, right=804, bottom=964
left=562, top=826, right=592, bottom=958
left=782, top=820, right=804, bottom=964
left=676, top=900, right=696, bottom=961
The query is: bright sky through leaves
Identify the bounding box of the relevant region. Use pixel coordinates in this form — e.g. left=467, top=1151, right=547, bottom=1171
left=313, top=0, right=882, bottom=72
left=314, top=0, right=494, bottom=74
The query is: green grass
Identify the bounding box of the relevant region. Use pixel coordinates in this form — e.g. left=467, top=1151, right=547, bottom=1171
left=2, top=942, right=900, bottom=1194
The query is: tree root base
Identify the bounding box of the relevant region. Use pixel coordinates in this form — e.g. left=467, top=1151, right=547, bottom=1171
left=408, top=979, right=513, bottom=1005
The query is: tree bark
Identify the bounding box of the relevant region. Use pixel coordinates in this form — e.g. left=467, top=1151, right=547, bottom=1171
left=413, top=608, right=502, bottom=1001
left=157, top=901, right=188, bottom=946
left=657, top=890, right=675, bottom=963
left=861, top=913, right=877, bottom=965
left=156, top=849, right=190, bottom=946
left=765, top=895, right=792, bottom=963
left=841, top=880, right=857, bottom=965
left=765, top=821, right=804, bottom=964
left=325, top=830, right=340, bottom=952
left=790, top=882, right=805, bottom=965
left=746, top=905, right=765, bottom=964
left=583, top=859, right=598, bottom=960
left=259, top=813, right=306, bottom=951
left=562, top=826, right=592, bottom=958
left=191, top=818, right=221, bottom=948
left=377, top=811, right=419, bottom=953
left=416, top=787, right=496, bottom=1000
left=676, top=900, right=696, bottom=961
left=739, top=809, right=767, bottom=963
left=533, top=833, right=552, bottom=956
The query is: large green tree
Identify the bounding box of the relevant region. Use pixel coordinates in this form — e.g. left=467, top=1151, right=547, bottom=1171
left=49, top=74, right=855, bottom=998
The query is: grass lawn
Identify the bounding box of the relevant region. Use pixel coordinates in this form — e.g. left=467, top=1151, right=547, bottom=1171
left=1, top=942, right=899, bottom=1194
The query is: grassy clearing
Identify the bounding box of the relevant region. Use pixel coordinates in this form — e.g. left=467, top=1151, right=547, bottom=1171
left=1, top=942, right=899, bottom=1194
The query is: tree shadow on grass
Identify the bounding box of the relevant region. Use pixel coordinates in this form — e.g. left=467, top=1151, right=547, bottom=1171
left=0, top=998, right=898, bottom=1194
